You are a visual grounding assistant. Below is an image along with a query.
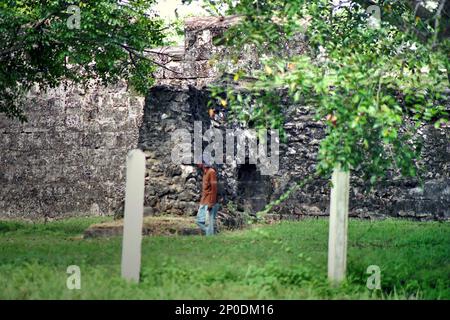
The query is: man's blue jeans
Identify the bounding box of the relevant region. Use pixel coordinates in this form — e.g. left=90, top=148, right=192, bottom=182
left=196, top=204, right=219, bottom=236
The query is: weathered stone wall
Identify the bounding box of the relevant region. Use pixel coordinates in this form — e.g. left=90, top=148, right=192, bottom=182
left=139, top=16, right=450, bottom=221
left=138, top=85, right=450, bottom=221
left=0, top=82, right=144, bottom=219
left=0, top=16, right=448, bottom=220
left=273, top=106, right=450, bottom=220
left=138, top=86, right=210, bottom=216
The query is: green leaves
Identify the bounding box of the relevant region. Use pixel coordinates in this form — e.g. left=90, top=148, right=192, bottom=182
left=0, top=0, right=166, bottom=119
left=210, top=0, right=449, bottom=182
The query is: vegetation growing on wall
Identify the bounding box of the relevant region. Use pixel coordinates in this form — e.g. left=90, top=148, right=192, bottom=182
left=208, top=0, right=449, bottom=185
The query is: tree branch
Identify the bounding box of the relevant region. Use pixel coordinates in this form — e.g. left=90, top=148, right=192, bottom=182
left=116, top=43, right=182, bottom=74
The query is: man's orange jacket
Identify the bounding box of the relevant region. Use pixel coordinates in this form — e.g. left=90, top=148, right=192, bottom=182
left=200, top=168, right=218, bottom=207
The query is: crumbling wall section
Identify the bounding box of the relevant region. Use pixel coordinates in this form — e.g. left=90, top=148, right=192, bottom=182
left=139, top=85, right=450, bottom=221
left=140, top=16, right=450, bottom=220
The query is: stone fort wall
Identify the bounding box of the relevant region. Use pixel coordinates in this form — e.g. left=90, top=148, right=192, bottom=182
left=0, top=16, right=449, bottom=220
left=0, top=83, right=144, bottom=219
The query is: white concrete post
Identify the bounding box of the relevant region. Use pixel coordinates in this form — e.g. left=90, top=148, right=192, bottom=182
left=121, top=149, right=146, bottom=283
left=327, top=167, right=350, bottom=284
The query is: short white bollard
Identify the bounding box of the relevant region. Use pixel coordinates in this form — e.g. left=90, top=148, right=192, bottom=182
left=121, top=149, right=146, bottom=283
left=327, top=167, right=350, bottom=284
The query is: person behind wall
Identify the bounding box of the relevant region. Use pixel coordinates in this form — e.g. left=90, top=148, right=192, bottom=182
left=196, top=157, right=219, bottom=236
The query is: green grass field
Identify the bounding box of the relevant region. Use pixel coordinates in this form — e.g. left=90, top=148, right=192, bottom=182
left=0, top=217, right=448, bottom=299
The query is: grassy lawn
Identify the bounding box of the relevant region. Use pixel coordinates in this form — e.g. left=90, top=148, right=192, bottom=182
left=0, top=217, right=448, bottom=299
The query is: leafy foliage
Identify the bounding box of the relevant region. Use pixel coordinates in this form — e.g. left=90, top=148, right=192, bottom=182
left=0, top=0, right=167, bottom=120
left=208, top=0, right=449, bottom=181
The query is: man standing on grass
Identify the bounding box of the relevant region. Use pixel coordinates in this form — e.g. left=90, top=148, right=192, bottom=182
left=196, top=157, right=219, bottom=236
